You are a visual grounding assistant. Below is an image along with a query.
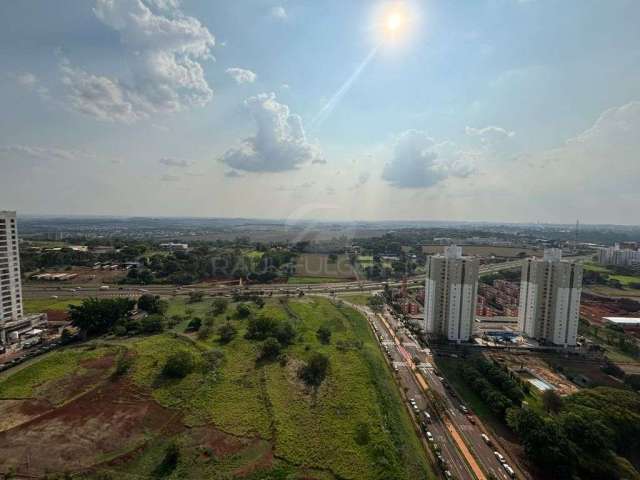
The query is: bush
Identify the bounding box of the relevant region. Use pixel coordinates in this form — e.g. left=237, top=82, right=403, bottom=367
left=186, top=317, right=202, bottom=332
left=316, top=326, right=332, bottom=345
left=210, top=298, right=228, bottom=315
left=217, top=323, right=237, bottom=344
left=298, top=353, right=329, bottom=387
left=137, top=294, right=168, bottom=314
left=188, top=291, right=205, bottom=303
left=155, top=442, right=180, bottom=476
left=162, top=351, right=196, bottom=378
left=260, top=337, right=281, bottom=360
left=197, top=325, right=212, bottom=340
left=236, top=303, right=252, bottom=318
left=112, top=355, right=133, bottom=379
left=141, top=314, right=164, bottom=334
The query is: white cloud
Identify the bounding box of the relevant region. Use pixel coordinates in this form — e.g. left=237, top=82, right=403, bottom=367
left=61, top=0, right=215, bottom=122
left=159, top=157, right=191, bottom=167
left=11, top=72, right=38, bottom=88
left=60, top=61, right=141, bottom=123
left=220, top=92, right=322, bottom=172
left=160, top=174, right=180, bottom=181
left=0, top=144, right=96, bottom=163
left=382, top=130, right=474, bottom=189
left=465, top=125, right=514, bottom=141
left=270, top=6, right=287, bottom=19
left=225, top=67, right=257, bottom=84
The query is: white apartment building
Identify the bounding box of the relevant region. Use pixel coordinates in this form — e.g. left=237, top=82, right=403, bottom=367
left=518, top=249, right=582, bottom=347
left=597, top=243, right=640, bottom=269
left=424, top=245, right=479, bottom=342
left=1, top=211, right=23, bottom=327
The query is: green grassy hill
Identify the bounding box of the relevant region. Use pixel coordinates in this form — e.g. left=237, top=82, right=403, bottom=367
left=0, top=297, right=432, bottom=480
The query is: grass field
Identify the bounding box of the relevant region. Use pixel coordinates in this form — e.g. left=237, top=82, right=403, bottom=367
left=337, top=293, right=372, bottom=306
left=294, top=254, right=357, bottom=279
left=23, top=297, right=83, bottom=314
left=584, top=262, right=640, bottom=285
left=0, top=296, right=432, bottom=479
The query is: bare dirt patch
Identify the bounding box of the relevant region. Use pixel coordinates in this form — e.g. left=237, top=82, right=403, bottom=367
left=0, top=379, right=182, bottom=477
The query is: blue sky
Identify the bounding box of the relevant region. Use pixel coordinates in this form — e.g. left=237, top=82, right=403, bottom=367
left=1, top=0, right=639, bottom=224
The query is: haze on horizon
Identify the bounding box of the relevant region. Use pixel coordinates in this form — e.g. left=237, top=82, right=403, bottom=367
left=1, top=0, right=639, bottom=225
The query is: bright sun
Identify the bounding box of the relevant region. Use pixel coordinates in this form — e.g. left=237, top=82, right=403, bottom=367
left=386, top=12, right=403, bottom=32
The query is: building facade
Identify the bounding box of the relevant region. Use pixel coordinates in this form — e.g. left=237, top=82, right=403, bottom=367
left=424, top=245, right=479, bottom=342
left=597, top=243, right=640, bottom=269
left=518, top=249, right=582, bottom=347
left=1, top=211, right=23, bottom=327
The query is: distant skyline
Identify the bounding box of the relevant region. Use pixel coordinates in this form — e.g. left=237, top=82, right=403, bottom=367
left=1, top=0, right=639, bottom=224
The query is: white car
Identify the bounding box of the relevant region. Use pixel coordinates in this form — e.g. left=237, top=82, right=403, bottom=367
left=504, top=464, right=515, bottom=478
left=426, top=431, right=434, bottom=442
left=494, top=451, right=506, bottom=464
left=481, top=433, right=491, bottom=445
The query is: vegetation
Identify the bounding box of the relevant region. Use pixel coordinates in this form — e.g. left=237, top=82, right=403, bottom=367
left=162, top=350, right=197, bottom=379
left=69, top=298, right=136, bottom=336
left=298, top=352, right=330, bottom=387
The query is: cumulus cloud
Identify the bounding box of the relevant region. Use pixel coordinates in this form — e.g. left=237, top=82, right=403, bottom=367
left=270, top=6, right=287, bottom=19
left=382, top=130, right=473, bottom=189
left=225, top=67, right=257, bottom=84
left=61, top=0, right=215, bottom=122
left=159, top=157, right=191, bottom=167
left=465, top=125, right=514, bottom=141
left=220, top=92, right=322, bottom=172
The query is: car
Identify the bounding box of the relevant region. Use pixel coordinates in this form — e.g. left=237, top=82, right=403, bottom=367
left=460, top=404, right=469, bottom=413
left=503, top=464, right=516, bottom=478
left=51, top=295, right=59, bottom=299
left=481, top=433, right=491, bottom=445
left=426, top=431, right=434, bottom=442
left=494, top=451, right=506, bottom=464
left=423, top=411, right=432, bottom=422
left=444, top=470, right=453, bottom=478
left=466, top=414, right=475, bottom=424
left=412, top=404, right=419, bottom=412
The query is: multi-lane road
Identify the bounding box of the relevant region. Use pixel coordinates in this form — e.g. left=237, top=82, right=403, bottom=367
left=343, top=298, right=520, bottom=480
left=23, top=256, right=548, bottom=300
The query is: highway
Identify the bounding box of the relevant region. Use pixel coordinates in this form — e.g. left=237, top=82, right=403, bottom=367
left=22, top=257, right=541, bottom=300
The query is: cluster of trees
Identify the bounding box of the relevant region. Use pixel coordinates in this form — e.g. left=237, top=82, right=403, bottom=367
left=245, top=314, right=297, bottom=360
left=70, top=294, right=171, bottom=338
left=507, top=387, right=640, bottom=479
left=474, top=358, right=525, bottom=403
left=459, top=363, right=520, bottom=417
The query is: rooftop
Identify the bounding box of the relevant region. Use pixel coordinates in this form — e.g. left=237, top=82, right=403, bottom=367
left=603, top=317, right=640, bottom=325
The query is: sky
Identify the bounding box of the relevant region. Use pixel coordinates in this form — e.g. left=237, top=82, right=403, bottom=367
left=1, top=0, right=639, bottom=224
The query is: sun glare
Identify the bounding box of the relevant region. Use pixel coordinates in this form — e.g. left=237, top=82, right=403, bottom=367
left=374, top=2, right=415, bottom=45
left=386, top=12, right=403, bottom=32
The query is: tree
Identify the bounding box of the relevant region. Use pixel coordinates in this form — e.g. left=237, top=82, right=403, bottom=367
left=260, top=337, right=281, bottom=360
left=137, top=294, right=168, bottom=314
left=70, top=297, right=135, bottom=336
left=298, top=353, right=329, bottom=387
left=316, top=326, right=332, bottom=345
left=162, top=351, right=196, bottom=378
left=217, top=323, right=237, bottom=344
left=186, top=317, right=202, bottom=332
left=141, top=314, right=164, bottom=334
left=210, top=298, right=228, bottom=316
left=368, top=295, right=385, bottom=313
left=542, top=389, right=563, bottom=414
left=236, top=303, right=251, bottom=318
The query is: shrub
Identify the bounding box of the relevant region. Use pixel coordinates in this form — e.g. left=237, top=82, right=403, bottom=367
left=162, top=351, right=196, bottom=378
left=298, top=353, right=329, bottom=387
left=316, top=326, right=332, bottom=345
left=186, top=317, right=202, bottom=332
left=260, top=337, right=281, bottom=360
left=141, top=314, right=164, bottom=334
left=236, top=303, right=252, bottom=318
left=217, top=323, right=237, bottom=344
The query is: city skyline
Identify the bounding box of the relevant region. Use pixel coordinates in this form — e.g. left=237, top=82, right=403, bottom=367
left=1, top=0, right=640, bottom=224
